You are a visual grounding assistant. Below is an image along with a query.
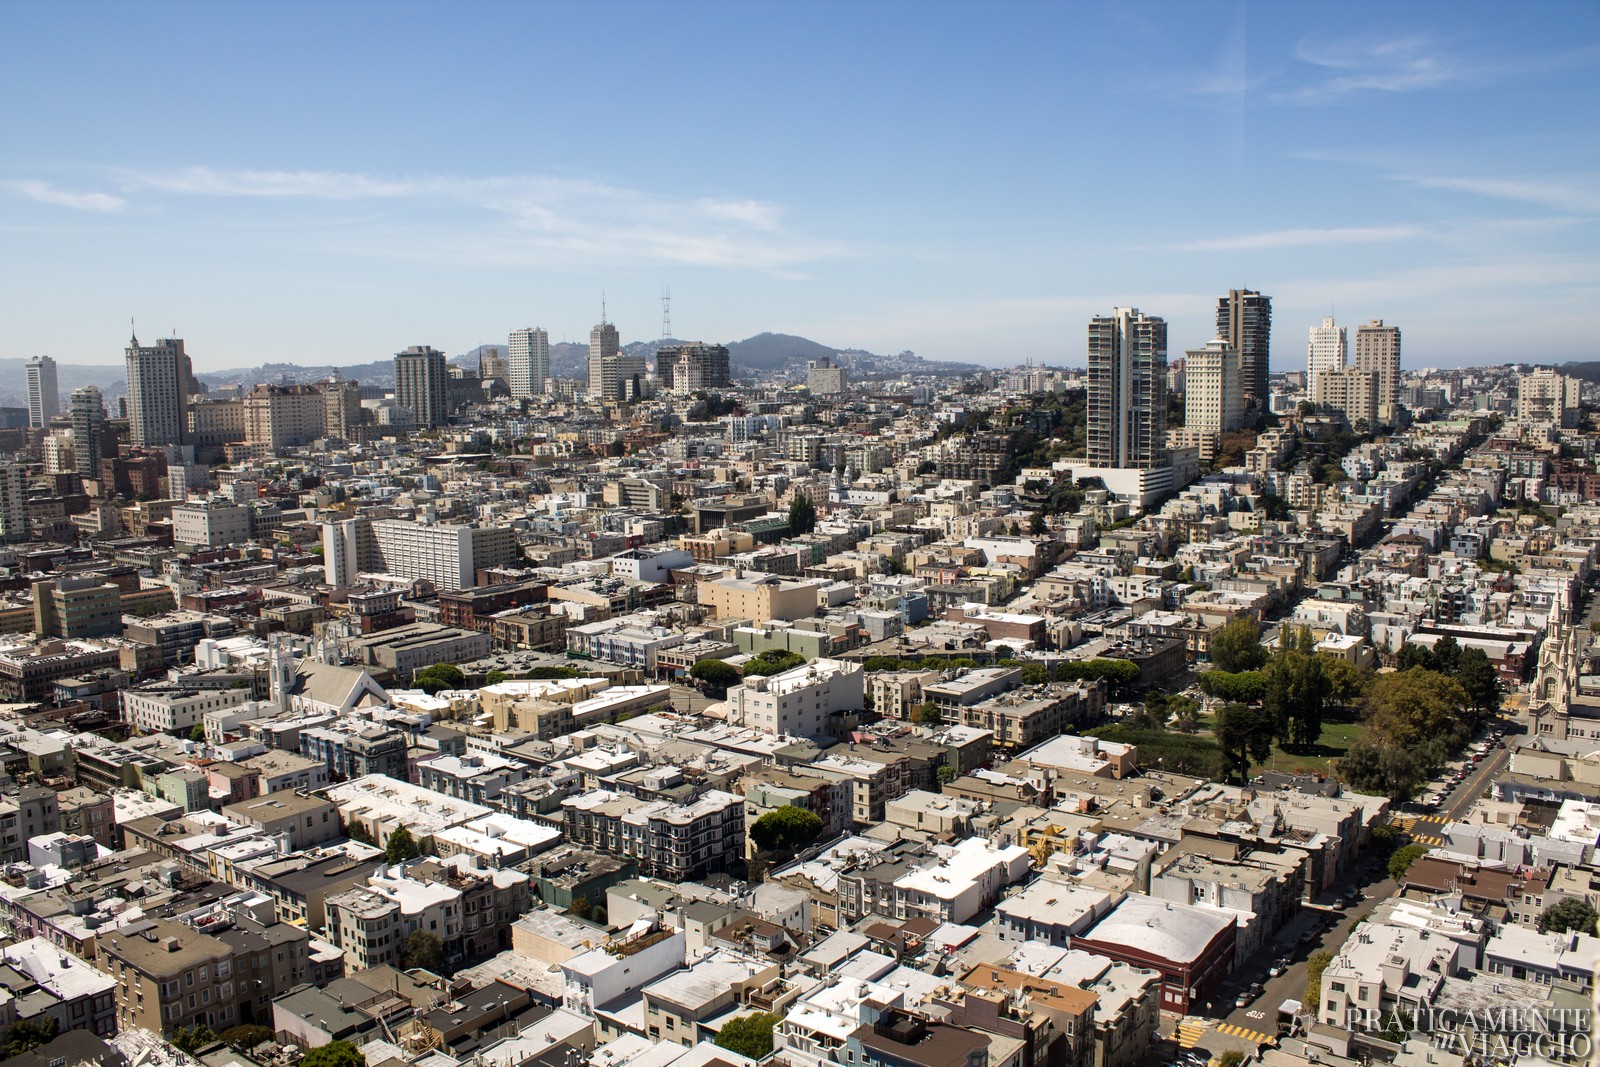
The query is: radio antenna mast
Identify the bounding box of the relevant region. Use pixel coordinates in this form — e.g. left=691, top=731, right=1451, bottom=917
left=661, top=288, right=672, bottom=340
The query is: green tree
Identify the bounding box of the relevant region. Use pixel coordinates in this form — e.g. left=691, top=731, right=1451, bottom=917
left=714, top=1012, right=781, bottom=1060
left=1539, top=898, right=1599, bottom=936
left=172, top=1024, right=217, bottom=1054
left=0, top=1019, right=59, bottom=1058
left=1396, top=643, right=1435, bottom=671
left=1264, top=626, right=1329, bottom=750
left=750, top=806, right=825, bottom=854
left=690, top=658, right=741, bottom=691
left=1197, top=669, right=1267, bottom=704
left=1218, top=1052, right=1246, bottom=1067
left=743, top=649, right=807, bottom=677
left=1388, top=843, right=1429, bottom=882
left=1319, top=655, right=1369, bottom=711
left=484, top=670, right=508, bottom=685
left=219, top=1026, right=274, bottom=1051
left=788, top=494, right=817, bottom=535
left=1366, top=669, right=1472, bottom=750
left=1214, top=703, right=1275, bottom=781
left=568, top=895, right=592, bottom=921
left=346, top=821, right=375, bottom=845
left=400, top=929, right=446, bottom=973
left=385, top=825, right=421, bottom=863
left=413, top=662, right=465, bottom=695
left=1432, top=635, right=1462, bottom=675
left=302, top=1040, right=367, bottom=1067
left=1305, top=951, right=1334, bottom=1010
left=935, top=763, right=957, bottom=785
left=1210, top=617, right=1268, bottom=673
left=189, top=723, right=207, bottom=743
left=1337, top=739, right=1425, bottom=802
left=1029, top=511, right=1047, bottom=535
left=911, top=701, right=944, bottom=725
left=1457, top=647, right=1502, bottom=716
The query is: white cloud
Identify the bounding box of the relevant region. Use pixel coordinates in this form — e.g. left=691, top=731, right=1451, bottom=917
left=1170, top=225, right=1425, bottom=252
left=3, top=179, right=124, bottom=213
left=102, top=166, right=839, bottom=272
left=1390, top=174, right=1600, bottom=216
left=1281, top=33, right=1490, bottom=102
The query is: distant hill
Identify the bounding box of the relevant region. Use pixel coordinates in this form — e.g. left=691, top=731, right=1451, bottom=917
left=1561, top=361, right=1600, bottom=383
left=727, top=332, right=839, bottom=372
left=0, top=360, right=126, bottom=407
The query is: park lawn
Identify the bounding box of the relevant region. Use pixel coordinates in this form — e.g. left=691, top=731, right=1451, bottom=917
left=1263, top=718, right=1364, bottom=777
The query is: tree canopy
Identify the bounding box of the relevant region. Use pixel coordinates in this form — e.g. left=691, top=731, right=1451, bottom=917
left=413, top=662, right=465, bottom=695
left=1540, top=898, right=1598, bottom=936
left=400, top=930, right=446, bottom=973
left=1263, top=626, right=1329, bottom=751
left=1305, top=951, right=1333, bottom=1009
left=1365, top=668, right=1473, bottom=750
left=303, top=1040, right=367, bottom=1067
left=714, top=1013, right=781, bottom=1060
left=788, top=495, right=817, bottom=536
left=1388, top=844, right=1430, bottom=882
left=385, top=825, right=421, bottom=864
left=689, top=658, right=741, bottom=690
left=1457, top=646, right=1502, bottom=716
left=1210, top=617, right=1268, bottom=673
left=1198, top=669, right=1266, bottom=704
left=742, top=649, right=807, bottom=677
left=750, top=806, right=824, bottom=854
left=1214, top=703, right=1275, bottom=782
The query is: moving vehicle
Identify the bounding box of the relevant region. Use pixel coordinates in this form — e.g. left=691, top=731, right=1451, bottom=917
left=1278, top=999, right=1304, bottom=1036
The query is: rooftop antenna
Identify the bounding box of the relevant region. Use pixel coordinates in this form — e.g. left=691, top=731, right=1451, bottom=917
left=661, top=288, right=672, bottom=340
left=601, top=292, right=608, bottom=326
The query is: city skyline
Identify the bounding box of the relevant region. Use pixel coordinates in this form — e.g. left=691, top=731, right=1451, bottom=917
left=0, top=1, right=1596, bottom=371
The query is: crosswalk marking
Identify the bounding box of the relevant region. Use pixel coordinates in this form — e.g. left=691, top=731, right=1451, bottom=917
left=1215, top=1022, right=1277, bottom=1045
left=1412, top=834, right=1444, bottom=846
left=1174, top=1019, right=1210, bottom=1048
left=1415, top=814, right=1448, bottom=824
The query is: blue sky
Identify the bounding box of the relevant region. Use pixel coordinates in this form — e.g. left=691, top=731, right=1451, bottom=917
left=1, top=1, right=1596, bottom=371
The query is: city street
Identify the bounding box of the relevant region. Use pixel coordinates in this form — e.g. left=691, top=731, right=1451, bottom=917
left=1151, top=726, right=1514, bottom=1064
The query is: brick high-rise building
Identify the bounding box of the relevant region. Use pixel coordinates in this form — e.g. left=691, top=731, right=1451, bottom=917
left=394, top=345, right=449, bottom=429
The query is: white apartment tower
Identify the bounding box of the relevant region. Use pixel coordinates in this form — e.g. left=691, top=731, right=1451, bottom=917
left=1087, top=307, right=1168, bottom=469
left=26, top=356, right=58, bottom=429
left=1306, top=317, right=1347, bottom=401
left=124, top=334, right=193, bottom=447
left=507, top=327, right=550, bottom=398
left=1352, top=320, right=1402, bottom=426
left=586, top=321, right=645, bottom=401
left=1183, top=339, right=1244, bottom=435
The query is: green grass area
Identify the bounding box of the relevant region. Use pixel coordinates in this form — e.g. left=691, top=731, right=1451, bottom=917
left=1261, top=718, right=1364, bottom=777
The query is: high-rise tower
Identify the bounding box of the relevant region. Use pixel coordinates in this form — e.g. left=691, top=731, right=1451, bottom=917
left=393, top=345, right=449, bottom=429
left=1184, top=339, right=1243, bottom=435
left=1353, top=320, right=1402, bottom=426
left=69, top=386, right=105, bottom=480
left=1306, top=317, right=1347, bottom=402
left=1216, top=289, right=1271, bottom=412
left=507, top=327, right=550, bottom=398
left=1087, top=308, right=1168, bottom=469
left=587, top=320, right=620, bottom=397
left=124, top=334, right=193, bottom=447
left=26, top=356, right=58, bottom=429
